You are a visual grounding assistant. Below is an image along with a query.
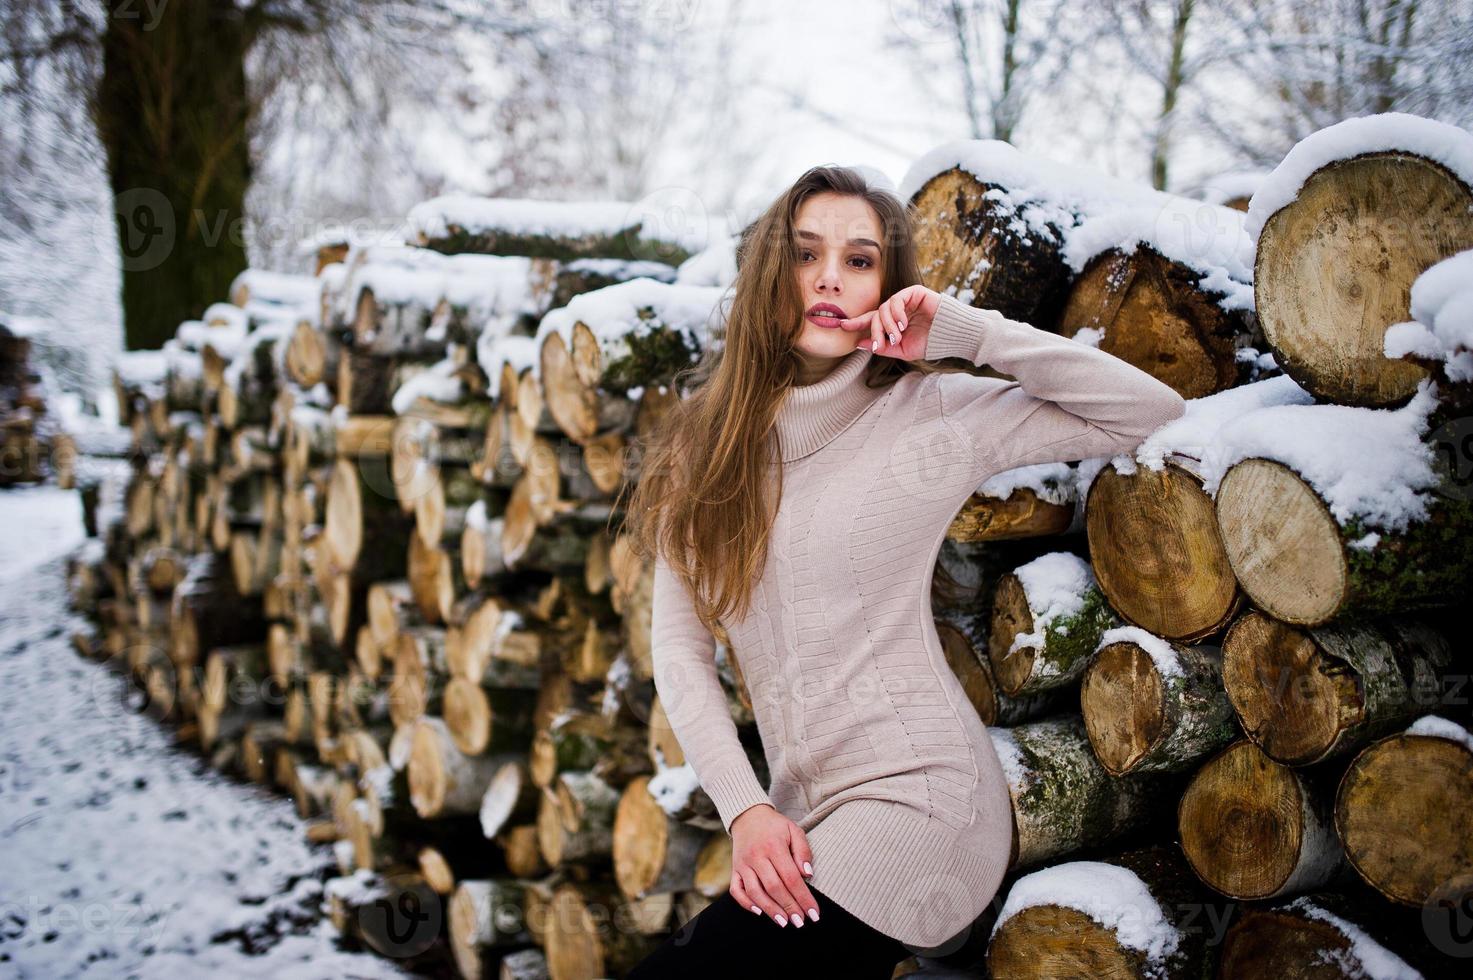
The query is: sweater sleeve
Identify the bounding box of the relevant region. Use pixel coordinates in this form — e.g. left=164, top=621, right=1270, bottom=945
left=650, top=550, right=771, bottom=834
left=923, top=291, right=1186, bottom=474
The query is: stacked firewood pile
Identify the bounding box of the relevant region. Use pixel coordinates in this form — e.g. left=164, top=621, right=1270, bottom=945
left=1, top=315, right=76, bottom=488
left=913, top=116, right=1473, bottom=978
left=67, top=111, right=1472, bottom=979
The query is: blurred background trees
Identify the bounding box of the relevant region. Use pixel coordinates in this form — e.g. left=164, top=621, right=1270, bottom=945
left=1, top=0, right=1470, bottom=394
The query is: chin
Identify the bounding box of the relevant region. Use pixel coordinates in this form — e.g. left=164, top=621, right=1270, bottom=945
left=795, top=326, right=862, bottom=358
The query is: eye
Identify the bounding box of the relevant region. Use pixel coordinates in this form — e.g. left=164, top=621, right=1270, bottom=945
left=849, top=256, right=874, bottom=269
left=798, top=248, right=814, bottom=261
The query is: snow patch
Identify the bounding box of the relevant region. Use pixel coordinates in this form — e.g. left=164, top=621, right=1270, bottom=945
left=1097, top=626, right=1183, bottom=681
left=1384, top=249, right=1473, bottom=383
left=1007, top=553, right=1096, bottom=654
left=1406, top=714, right=1473, bottom=755
left=977, top=462, right=1075, bottom=506
left=1245, top=112, right=1473, bottom=245
left=1201, top=381, right=1443, bottom=531
left=1284, top=896, right=1421, bottom=980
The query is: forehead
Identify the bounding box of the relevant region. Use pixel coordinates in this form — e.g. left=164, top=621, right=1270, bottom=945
left=794, top=193, right=881, bottom=243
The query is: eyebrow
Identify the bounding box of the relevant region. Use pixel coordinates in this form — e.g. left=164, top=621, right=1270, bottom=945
left=795, top=229, right=880, bottom=250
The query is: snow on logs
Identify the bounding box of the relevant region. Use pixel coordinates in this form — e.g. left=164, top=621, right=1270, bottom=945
left=1208, top=383, right=1473, bottom=625
left=1080, top=626, right=1237, bottom=776
left=408, top=193, right=717, bottom=266
left=987, top=847, right=1218, bottom=980
left=533, top=277, right=723, bottom=444
left=900, top=140, right=1263, bottom=398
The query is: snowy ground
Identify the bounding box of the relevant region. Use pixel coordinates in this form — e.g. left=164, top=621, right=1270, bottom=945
left=0, top=471, right=412, bottom=978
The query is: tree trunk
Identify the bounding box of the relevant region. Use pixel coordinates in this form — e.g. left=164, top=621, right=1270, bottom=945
left=96, top=0, right=252, bottom=350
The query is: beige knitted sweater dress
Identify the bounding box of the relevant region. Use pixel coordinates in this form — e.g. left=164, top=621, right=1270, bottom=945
left=651, top=291, right=1187, bottom=950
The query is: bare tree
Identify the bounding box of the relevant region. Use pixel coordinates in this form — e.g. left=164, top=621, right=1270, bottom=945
left=890, top=0, right=1085, bottom=143
left=1198, top=0, right=1473, bottom=166
left=2, top=0, right=743, bottom=355
left=1099, top=0, right=1202, bottom=190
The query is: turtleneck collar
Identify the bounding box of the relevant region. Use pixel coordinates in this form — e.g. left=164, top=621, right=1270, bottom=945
left=773, top=345, right=889, bottom=463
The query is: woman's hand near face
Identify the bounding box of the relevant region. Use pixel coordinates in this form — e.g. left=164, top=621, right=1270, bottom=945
left=727, top=803, right=821, bottom=928
left=837, top=283, right=942, bottom=360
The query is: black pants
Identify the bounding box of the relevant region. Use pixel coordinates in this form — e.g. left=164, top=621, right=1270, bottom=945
left=626, top=884, right=912, bottom=979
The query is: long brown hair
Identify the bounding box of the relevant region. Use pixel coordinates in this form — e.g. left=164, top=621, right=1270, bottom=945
left=620, top=164, right=947, bottom=635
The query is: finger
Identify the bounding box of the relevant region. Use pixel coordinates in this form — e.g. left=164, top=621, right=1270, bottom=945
left=742, top=866, right=787, bottom=928
left=757, top=857, right=806, bottom=928
left=730, top=873, right=763, bottom=919
left=877, top=303, right=900, bottom=351
left=837, top=309, right=874, bottom=333
left=777, top=842, right=824, bottom=919
left=891, top=291, right=910, bottom=333
left=789, top=826, right=814, bottom=881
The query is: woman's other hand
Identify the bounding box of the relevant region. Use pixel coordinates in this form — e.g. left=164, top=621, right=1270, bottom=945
left=837, top=283, right=942, bottom=360
left=728, top=803, right=821, bottom=928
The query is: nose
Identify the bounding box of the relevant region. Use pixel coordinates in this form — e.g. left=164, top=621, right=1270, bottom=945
left=815, top=255, right=843, bottom=293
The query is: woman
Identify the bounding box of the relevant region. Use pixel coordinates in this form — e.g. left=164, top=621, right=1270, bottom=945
left=622, top=165, right=1185, bottom=978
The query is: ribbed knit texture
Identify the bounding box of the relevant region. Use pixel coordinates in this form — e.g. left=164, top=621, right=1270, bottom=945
left=651, top=293, right=1187, bottom=950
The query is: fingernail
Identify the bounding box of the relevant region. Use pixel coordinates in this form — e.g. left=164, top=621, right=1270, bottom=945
left=871, top=340, right=878, bottom=352
left=751, top=904, right=762, bottom=915
left=790, top=913, right=803, bottom=927
left=808, top=907, right=819, bottom=922
left=773, top=913, right=787, bottom=927
left=803, top=862, right=813, bottom=876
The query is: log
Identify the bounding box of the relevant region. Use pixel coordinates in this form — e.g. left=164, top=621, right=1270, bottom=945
left=1215, top=455, right=1473, bottom=626
left=1081, top=627, right=1238, bottom=776
left=612, top=774, right=710, bottom=899
left=323, top=457, right=412, bottom=577
left=478, top=758, right=541, bottom=840
left=935, top=617, right=1066, bottom=727
left=906, top=166, right=1074, bottom=327
left=1254, top=149, right=1472, bottom=406
left=1334, top=717, right=1473, bottom=907
left=536, top=770, right=620, bottom=866
left=1218, top=890, right=1445, bottom=979
left=414, top=197, right=697, bottom=264
left=170, top=552, right=266, bottom=670
left=443, top=676, right=539, bottom=757
left=987, top=845, right=1224, bottom=980
left=540, top=880, right=665, bottom=980
left=283, top=320, right=339, bottom=389
left=1086, top=461, right=1241, bottom=641
left=323, top=869, right=446, bottom=965
left=988, top=553, right=1117, bottom=697
left=408, top=716, right=514, bottom=819
left=990, top=715, right=1165, bottom=869
left=199, top=642, right=269, bottom=749
left=1221, top=611, right=1452, bottom=765
left=1059, top=244, right=1260, bottom=398
left=947, top=486, right=1075, bottom=542
left=528, top=711, right=648, bottom=790
left=1177, top=739, right=1348, bottom=900
left=448, top=879, right=535, bottom=980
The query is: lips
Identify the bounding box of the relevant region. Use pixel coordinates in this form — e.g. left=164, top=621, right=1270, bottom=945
left=805, top=302, right=848, bottom=328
